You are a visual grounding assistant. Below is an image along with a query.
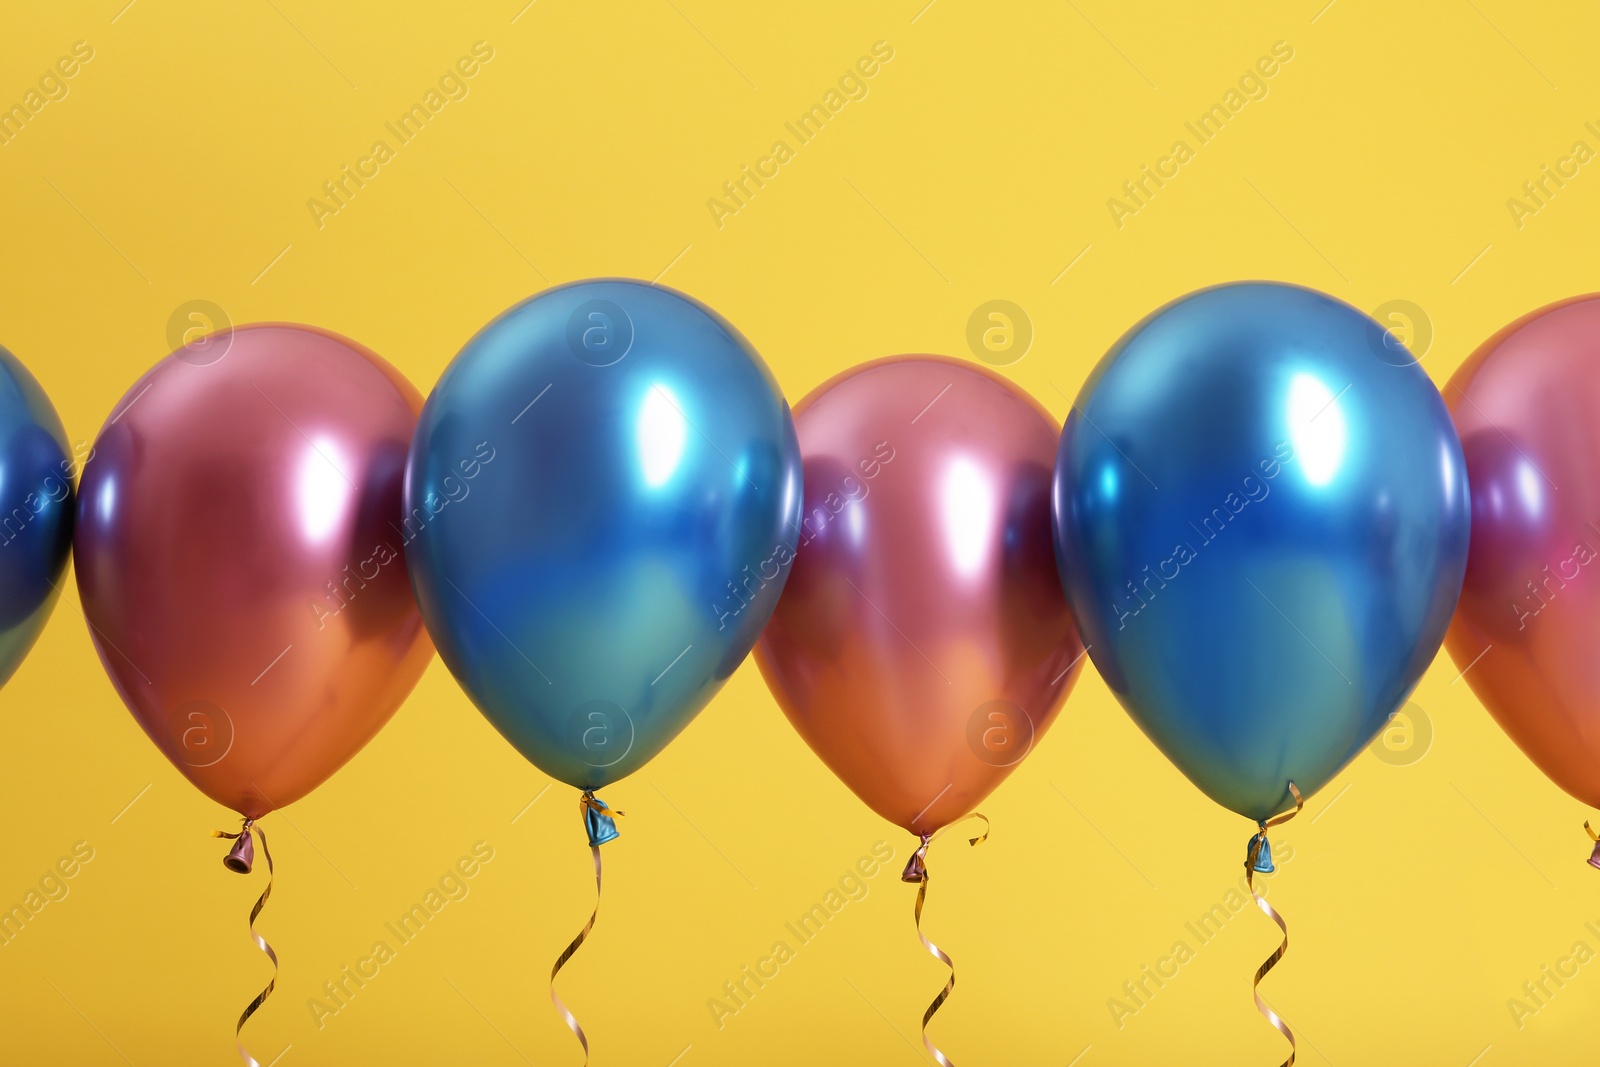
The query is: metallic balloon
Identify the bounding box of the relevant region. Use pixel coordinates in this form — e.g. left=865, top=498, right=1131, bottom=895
left=0, top=346, right=74, bottom=688
left=1054, top=283, right=1470, bottom=822
left=756, top=356, right=1085, bottom=836
left=404, top=280, right=801, bottom=790
left=75, top=325, right=434, bottom=819
left=1446, top=296, right=1600, bottom=809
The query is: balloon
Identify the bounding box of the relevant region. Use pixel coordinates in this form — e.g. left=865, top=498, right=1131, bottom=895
left=75, top=325, right=434, bottom=819
left=404, top=280, right=801, bottom=789
left=0, top=346, right=74, bottom=688
left=1054, top=282, right=1470, bottom=821
left=756, top=356, right=1085, bottom=835
left=1446, top=295, right=1600, bottom=809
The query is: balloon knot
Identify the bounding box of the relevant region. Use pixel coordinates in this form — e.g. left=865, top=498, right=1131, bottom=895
left=902, top=833, right=932, bottom=884
left=218, top=817, right=256, bottom=874
left=1246, top=828, right=1275, bottom=874
left=581, top=791, right=622, bottom=848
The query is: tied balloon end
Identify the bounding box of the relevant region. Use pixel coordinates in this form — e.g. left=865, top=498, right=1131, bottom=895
left=1247, top=825, right=1275, bottom=874
left=581, top=790, right=622, bottom=847
left=221, top=820, right=256, bottom=874
left=1586, top=822, right=1600, bottom=871
left=902, top=833, right=931, bottom=884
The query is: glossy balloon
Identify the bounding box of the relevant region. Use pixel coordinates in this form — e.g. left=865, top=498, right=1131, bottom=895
left=1446, top=296, right=1600, bottom=809
left=756, top=356, right=1085, bottom=836
left=75, top=325, right=434, bottom=819
left=0, top=347, right=74, bottom=688
left=1054, top=283, right=1470, bottom=821
left=405, top=280, right=801, bottom=790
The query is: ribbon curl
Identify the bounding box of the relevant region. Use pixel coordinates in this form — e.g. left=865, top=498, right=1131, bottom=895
left=1585, top=821, right=1600, bottom=870
left=212, top=819, right=277, bottom=1067
left=901, top=813, right=989, bottom=1067
left=551, top=791, right=624, bottom=1065
left=1244, top=783, right=1302, bottom=1067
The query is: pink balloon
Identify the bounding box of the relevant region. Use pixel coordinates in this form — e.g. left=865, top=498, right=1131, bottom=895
left=75, top=324, right=434, bottom=819
left=756, top=356, right=1085, bottom=835
left=1447, top=296, right=1600, bottom=809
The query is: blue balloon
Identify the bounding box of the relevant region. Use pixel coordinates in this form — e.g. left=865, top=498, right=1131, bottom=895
left=405, top=281, right=801, bottom=789
left=0, top=346, right=73, bottom=688
left=1053, top=283, right=1469, bottom=821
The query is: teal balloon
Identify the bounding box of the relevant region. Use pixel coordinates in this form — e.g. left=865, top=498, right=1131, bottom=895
left=404, top=281, right=801, bottom=790
left=0, top=347, right=73, bottom=688
left=1053, top=283, right=1469, bottom=821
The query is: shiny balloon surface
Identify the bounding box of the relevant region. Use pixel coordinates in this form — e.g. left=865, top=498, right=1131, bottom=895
left=0, top=346, right=74, bottom=690
left=1055, top=283, right=1470, bottom=821
left=757, top=356, right=1085, bottom=835
left=1446, top=296, right=1600, bottom=809
left=75, top=325, right=434, bottom=818
left=405, top=280, right=801, bottom=790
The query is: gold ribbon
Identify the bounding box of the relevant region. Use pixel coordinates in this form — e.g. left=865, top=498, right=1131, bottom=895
left=908, top=813, right=989, bottom=1067
left=212, top=820, right=276, bottom=1067
left=550, top=792, right=624, bottom=1065
left=1585, top=820, right=1597, bottom=843
left=585, top=793, right=623, bottom=824
left=1245, top=783, right=1302, bottom=1067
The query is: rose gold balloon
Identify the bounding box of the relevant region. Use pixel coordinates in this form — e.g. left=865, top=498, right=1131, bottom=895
left=1447, top=296, right=1600, bottom=810
left=756, top=356, right=1084, bottom=835
left=74, top=324, right=434, bottom=819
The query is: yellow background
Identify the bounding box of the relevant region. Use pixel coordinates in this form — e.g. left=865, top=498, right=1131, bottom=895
left=1, top=0, right=1597, bottom=1063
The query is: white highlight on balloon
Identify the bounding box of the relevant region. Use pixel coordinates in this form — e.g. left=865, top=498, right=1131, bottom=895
left=941, top=456, right=996, bottom=579
left=96, top=474, right=116, bottom=526
left=639, top=384, right=688, bottom=488
left=1516, top=458, right=1544, bottom=519
left=296, top=438, right=351, bottom=543
left=1288, top=373, right=1347, bottom=488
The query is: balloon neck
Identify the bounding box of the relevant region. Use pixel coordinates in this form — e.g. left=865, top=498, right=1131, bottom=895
left=902, top=833, right=932, bottom=884
left=223, top=819, right=255, bottom=874
left=581, top=791, right=622, bottom=848
left=1247, top=824, right=1275, bottom=874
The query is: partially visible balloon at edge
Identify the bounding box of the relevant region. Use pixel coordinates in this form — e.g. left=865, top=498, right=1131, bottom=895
left=0, top=345, right=75, bottom=689
left=1446, top=295, right=1600, bottom=810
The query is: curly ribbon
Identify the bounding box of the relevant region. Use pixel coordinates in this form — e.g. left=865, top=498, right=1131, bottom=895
left=551, top=791, right=624, bottom=1065
left=212, top=819, right=277, bottom=1067
left=1585, top=821, right=1600, bottom=870
left=900, top=813, right=989, bottom=1067
left=1244, top=782, right=1303, bottom=1067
